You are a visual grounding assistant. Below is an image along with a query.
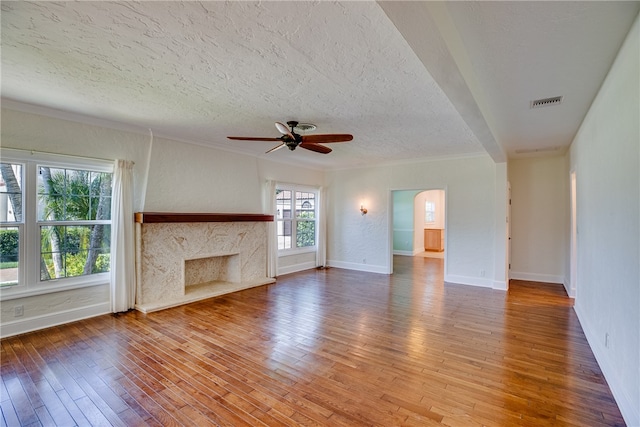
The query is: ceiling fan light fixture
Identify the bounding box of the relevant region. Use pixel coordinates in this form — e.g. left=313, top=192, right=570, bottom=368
left=295, top=123, right=317, bottom=132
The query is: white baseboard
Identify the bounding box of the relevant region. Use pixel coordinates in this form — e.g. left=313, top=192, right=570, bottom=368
left=444, top=274, right=493, bottom=289
left=492, top=280, right=508, bottom=291
left=0, top=302, right=110, bottom=339
left=510, top=271, right=564, bottom=284
left=561, top=276, right=576, bottom=298
left=574, top=304, right=639, bottom=426
left=327, top=260, right=390, bottom=274
left=277, top=261, right=316, bottom=276
left=393, top=250, right=413, bottom=256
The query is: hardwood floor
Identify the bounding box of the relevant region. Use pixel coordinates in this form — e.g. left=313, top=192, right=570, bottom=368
left=1, top=256, right=625, bottom=426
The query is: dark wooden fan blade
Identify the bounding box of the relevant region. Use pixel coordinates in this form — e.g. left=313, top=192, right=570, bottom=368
left=266, top=143, right=286, bottom=154
left=227, top=136, right=282, bottom=141
left=300, top=134, right=353, bottom=143
left=300, top=142, right=332, bottom=154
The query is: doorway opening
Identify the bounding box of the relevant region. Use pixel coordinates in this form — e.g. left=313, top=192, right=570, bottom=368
left=391, top=189, right=446, bottom=271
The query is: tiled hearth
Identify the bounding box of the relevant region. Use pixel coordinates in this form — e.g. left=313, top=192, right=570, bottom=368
left=134, top=213, right=275, bottom=313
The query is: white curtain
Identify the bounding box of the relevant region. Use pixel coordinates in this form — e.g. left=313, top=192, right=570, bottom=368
left=265, top=180, right=278, bottom=278
left=316, top=186, right=327, bottom=268
left=110, top=159, right=135, bottom=312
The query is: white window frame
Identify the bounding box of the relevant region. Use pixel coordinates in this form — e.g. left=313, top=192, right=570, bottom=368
left=276, top=184, right=318, bottom=256
left=425, top=201, right=436, bottom=224
left=0, top=149, right=113, bottom=300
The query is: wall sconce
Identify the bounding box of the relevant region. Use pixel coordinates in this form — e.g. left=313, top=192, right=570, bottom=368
left=360, top=204, right=368, bottom=215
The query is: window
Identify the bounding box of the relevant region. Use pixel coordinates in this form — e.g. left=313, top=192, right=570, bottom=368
left=276, top=186, right=317, bottom=252
left=0, top=149, right=113, bottom=294
left=425, top=201, right=436, bottom=223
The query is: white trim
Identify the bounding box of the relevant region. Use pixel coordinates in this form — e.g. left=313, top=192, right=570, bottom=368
left=574, top=304, right=639, bottom=426
left=393, top=250, right=414, bottom=256
left=277, top=261, right=316, bottom=276
left=510, top=271, right=564, bottom=284
left=492, top=280, right=508, bottom=291
left=0, top=301, right=110, bottom=339
left=444, top=274, right=494, bottom=289
left=327, top=260, right=390, bottom=274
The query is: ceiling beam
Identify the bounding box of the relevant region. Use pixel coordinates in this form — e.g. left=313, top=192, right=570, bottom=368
left=378, top=1, right=507, bottom=163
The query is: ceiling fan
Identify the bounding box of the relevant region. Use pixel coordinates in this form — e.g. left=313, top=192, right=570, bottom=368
left=227, top=121, right=353, bottom=154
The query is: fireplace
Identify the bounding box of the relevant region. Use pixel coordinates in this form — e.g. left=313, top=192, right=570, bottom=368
left=134, top=213, right=275, bottom=313
left=184, top=253, right=240, bottom=288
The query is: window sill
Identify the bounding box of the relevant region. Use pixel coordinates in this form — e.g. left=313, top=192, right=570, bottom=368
left=0, top=275, right=109, bottom=301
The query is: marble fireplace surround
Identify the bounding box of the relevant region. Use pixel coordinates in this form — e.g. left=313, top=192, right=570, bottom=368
left=134, top=213, right=275, bottom=313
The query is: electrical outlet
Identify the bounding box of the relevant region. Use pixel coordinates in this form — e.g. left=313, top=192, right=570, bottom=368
left=14, top=305, right=24, bottom=317
left=480, top=270, right=486, bottom=277
left=605, top=333, right=610, bottom=349
left=363, top=258, right=367, bottom=264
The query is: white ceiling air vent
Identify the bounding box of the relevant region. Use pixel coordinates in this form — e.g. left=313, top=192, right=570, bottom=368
left=514, top=146, right=562, bottom=154
left=530, top=96, right=564, bottom=108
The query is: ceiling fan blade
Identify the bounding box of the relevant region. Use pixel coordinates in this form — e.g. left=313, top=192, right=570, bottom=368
left=275, top=122, right=295, bottom=140
left=300, top=142, right=332, bottom=154
left=275, top=122, right=289, bottom=134
left=227, top=136, right=282, bottom=141
left=300, top=134, right=353, bottom=144
left=265, top=143, right=286, bottom=154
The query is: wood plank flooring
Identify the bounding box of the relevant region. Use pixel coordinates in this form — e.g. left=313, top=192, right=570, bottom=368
left=1, top=256, right=625, bottom=426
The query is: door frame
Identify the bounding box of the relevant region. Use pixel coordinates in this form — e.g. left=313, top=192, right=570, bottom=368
left=568, top=169, right=578, bottom=298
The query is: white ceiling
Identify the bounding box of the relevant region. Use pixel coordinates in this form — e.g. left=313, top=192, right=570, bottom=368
left=2, top=1, right=638, bottom=169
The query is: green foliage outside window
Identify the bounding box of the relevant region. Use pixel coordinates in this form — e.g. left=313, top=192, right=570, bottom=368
left=296, top=211, right=315, bottom=248
left=38, top=167, right=112, bottom=280
left=0, top=228, right=19, bottom=262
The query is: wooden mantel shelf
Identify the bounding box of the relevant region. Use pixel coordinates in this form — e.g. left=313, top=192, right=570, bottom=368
left=135, top=212, right=274, bottom=223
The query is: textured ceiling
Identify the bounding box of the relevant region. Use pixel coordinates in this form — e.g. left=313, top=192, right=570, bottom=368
left=2, top=1, right=638, bottom=169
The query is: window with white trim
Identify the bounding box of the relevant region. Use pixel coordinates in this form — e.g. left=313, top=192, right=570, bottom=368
left=276, top=186, right=317, bottom=252
left=425, top=201, right=436, bottom=224
left=0, top=150, right=113, bottom=295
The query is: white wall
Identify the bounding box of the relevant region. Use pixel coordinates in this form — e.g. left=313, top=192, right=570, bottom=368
left=508, top=156, right=567, bottom=284
left=569, top=14, right=639, bottom=425
left=326, top=155, right=508, bottom=289
left=143, top=137, right=263, bottom=213
left=326, top=165, right=392, bottom=273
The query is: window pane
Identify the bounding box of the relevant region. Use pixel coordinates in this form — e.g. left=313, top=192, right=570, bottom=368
left=276, top=190, right=291, bottom=220
left=0, top=226, right=19, bottom=287
left=40, top=225, right=111, bottom=280
left=296, top=191, right=315, bottom=219
left=296, top=220, right=315, bottom=247
left=38, top=166, right=112, bottom=221
left=0, top=163, right=23, bottom=222
left=425, top=201, right=435, bottom=223
left=277, top=220, right=292, bottom=250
